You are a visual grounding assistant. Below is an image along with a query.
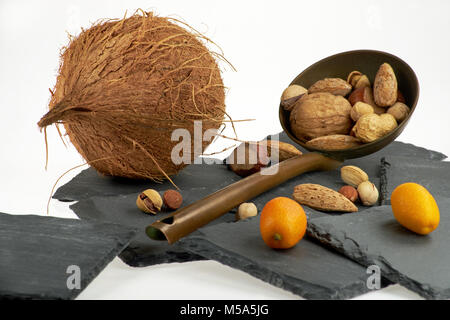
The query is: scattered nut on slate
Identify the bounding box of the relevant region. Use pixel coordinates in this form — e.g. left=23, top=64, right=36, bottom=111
left=357, top=181, right=379, bottom=206
left=163, top=190, right=183, bottom=210
left=136, top=189, right=163, bottom=214
left=338, top=185, right=359, bottom=203
left=236, top=202, right=258, bottom=221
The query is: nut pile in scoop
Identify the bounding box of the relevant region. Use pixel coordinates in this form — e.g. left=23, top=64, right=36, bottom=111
left=281, top=63, right=410, bottom=150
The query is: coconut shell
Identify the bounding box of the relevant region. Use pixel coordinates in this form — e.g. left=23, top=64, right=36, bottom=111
left=38, top=12, right=227, bottom=181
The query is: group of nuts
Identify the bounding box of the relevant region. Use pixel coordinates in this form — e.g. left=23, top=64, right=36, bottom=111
left=136, top=189, right=183, bottom=214
left=339, top=165, right=379, bottom=207
left=291, top=165, right=379, bottom=213
left=281, top=63, right=411, bottom=150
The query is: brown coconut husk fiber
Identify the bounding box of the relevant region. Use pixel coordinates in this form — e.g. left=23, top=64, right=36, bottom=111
left=38, top=11, right=233, bottom=181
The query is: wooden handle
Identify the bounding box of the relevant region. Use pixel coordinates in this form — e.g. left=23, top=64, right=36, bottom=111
left=146, top=153, right=341, bottom=244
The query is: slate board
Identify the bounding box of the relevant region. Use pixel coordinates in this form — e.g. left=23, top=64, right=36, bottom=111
left=54, top=132, right=447, bottom=267
left=70, top=195, right=235, bottom=266
left=53, top=131, right=447, bottom=202
left=177, top=217, right=391, bottom=300
left=308, top=197, right=450, bottom=300
left=0, top=212, right=137, bottom=300
left=381, top=156, right=450, bottom=203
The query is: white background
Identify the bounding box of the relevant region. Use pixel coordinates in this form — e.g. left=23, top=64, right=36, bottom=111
left=1, top=0, right=449, bottom=300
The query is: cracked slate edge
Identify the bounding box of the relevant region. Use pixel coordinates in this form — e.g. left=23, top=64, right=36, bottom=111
left=307, top=204, right=450, bottom=300
left=68, top=195, right=235, bottom=267
left=382, top=156, right=450, bottom=203
left=0, top=213, right=137, bottom=300
left=177, top=218, right=391, bottom=300
left=178, top=236, right=368, bottom=300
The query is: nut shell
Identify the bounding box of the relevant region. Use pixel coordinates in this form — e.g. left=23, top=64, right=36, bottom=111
left=263, top=140, right=302, bottom=162
left=236, top=202, right=258, bottom=221
left=306, top=135, right=362, bottom=151
left=163, top=189, right=183, bottom=210
left=308, top=78, right=352, bottom=96
left=353, top=113, right=397, bottom=143
left=387, top=102, right=410, bottom=122
left=289, top=92, right=352, bottom=141
left=338, top=185, right=359, bottom=203
left=281, top=85, right=308, bottom=111
left=351, top=102, right=374, bottom=122
left=293, top=183, right=358, bottom=212
left=136, top=189, right=163, bottom=214
left=373, top=63, right=398, bottom=107
left=357, top=181, right=379, bottom=206
left=341, top=165, right=369, bottom=187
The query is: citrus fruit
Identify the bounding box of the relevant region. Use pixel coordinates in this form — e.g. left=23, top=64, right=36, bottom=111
left=391, top=183, right=440, bottom=235
left=259, top=197, right=307, bottom=249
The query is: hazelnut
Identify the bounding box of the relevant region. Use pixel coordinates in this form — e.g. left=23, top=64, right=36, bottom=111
left=163, top=190, right=183, bottom=210
left=280, top=85, right=308, bottom=111
left=236, top=203, right=258, bottom=221
left=357, top=181, right=379, bottom=206
left=351, top=102, right=374, bottom=122
left=136, top=189, right=163, bottom=214
left=387, top=102, right=410, bottom=122
left=338, top=185, right=359, bottom=203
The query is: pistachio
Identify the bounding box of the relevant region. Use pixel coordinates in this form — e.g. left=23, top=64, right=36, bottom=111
left=357, top=181, right=379, bottom=206
left=280, top=85, right=308, bottom=111
left=136, top=189, right=163, bottom=214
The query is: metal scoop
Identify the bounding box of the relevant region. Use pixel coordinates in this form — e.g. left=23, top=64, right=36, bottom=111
left=147, top=49, right=419, bottom=244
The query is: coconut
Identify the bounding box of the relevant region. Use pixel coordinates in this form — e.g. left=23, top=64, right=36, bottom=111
left=38, top=12, right=228, bottom=181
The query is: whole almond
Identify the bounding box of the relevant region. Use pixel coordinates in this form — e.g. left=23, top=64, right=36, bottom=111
left=340, top=165, right=369, bottom=187
left=262, top=140, right=302, bottom=162
left=373, top=63, right=398, bottom=107
left=292, top=183, right=358, bottom=212
left=306, top=135, right=362, bottom=150
left=308, top=78, right=352, bottom=96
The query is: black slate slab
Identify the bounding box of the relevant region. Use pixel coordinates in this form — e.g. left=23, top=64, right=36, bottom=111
left=52, top=131, right=446, bottom=202
left=70, top=195, right=236, bottom=266
left=177, top=217, right=391, bottom=300
left=63, top=136, right=447, bottom=267
left=308, top=197, right=450, bottom=300
left=0, top=212, right=137, bottom=300
left=381, top=156, right=450, bottom=203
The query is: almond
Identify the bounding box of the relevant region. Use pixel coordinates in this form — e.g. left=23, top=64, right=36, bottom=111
left=308, top=78, right=352, bottom=96
left=340, top=165, right=369, bottom=187
left=262, top=140, right=302, bottom=162
left=292, top=183, right=358, bottom=212
left=373, top=63, right=398, bottom=107
left=306, top=134, right=362, bottom=150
